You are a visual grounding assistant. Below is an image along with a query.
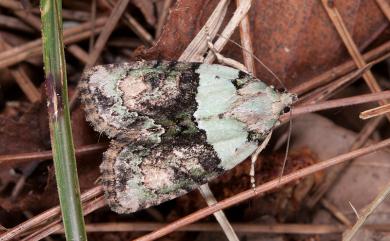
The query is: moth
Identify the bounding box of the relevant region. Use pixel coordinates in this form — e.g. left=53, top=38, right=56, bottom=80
left=79, top=60, right=296, bottom=214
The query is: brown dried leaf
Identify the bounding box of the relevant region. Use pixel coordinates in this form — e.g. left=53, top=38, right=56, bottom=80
left=136, top=0, right=226, bottom=60
left=0, top=102, right=49, bottom=155
left=0, top=102, right=49, bottom=210
left=0, top=100, right=101, bottom=211
left=138, top=0, right=389, bottom=88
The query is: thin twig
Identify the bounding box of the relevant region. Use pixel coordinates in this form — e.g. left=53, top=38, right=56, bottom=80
left=0, top=14, right=35, bottom=33
left=207, top=37, right=248, bottom=72
left=235, top=0, right=255, bottom=75
left=199, top=184, right=239, bottom=241
left=360, top=103, right=390, bottom=119
left=376, top=0, right=390, bottom=21
left=11, top=162, right=39, bottom=200
left=321, top=199, right=353, bottom=227
left=85, top=0, right=130, bottom=69
left=155, top=0, right=173, bottom=39
left=290, top=40, right=390, bottom=95
left=21, top=196, right=106, bottom=241
left=298, top=52, right=390, bottom=104
left=0, top=17, right=107, bottom=69
left=51, top=222, right=390, bottom=234
left=343, top=177, right=390, bottom=240
left=0, top=143, right=107, bottom=167
left=22, top=211, right=55, bottom=241
left=281, top=90, right=390, bottom=122
left=69, top=0, right=131, bottom=109
left=321, top=0, right=390, bottom=122
left=89, top=0, right=96, bottom=52
left=0, top=186, right=103, bottom=241
left=67, top=45, right=90, bottom=64
left=204, top=0, right=252, bottom=63
left=6, top=2, right=41, bottom=30
left=348, top=201, right=360, bottom=219
left=21, top=221, right=61, bottom=241
left=107, top=37, right=142, bottom=48
left=0, top=37, right=41, bottom=102
left=178, top=0, right=230, bottom=62
left=55, top=222, right=346, bottom=234
left=1, top=0, right=92, bottom=66
left=298, top=68, right=364, bottom=105
left=106, top=0, right=154, bottom=45
left=0, top=0, right=21, bottom=8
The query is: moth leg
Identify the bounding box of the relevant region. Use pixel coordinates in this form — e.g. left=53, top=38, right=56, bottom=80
left=250, top=131, right=273, bottom=189
left=205, top=29, right=248, bottom=73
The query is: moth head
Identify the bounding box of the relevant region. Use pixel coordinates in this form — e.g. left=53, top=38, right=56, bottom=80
left=277, top=92, right=297, bottom=114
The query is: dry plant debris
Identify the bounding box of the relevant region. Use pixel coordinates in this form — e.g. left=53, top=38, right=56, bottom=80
left=0, top=0, right=389, bottom=241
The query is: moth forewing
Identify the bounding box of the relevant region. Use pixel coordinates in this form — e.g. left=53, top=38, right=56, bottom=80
left=80, top=60, right=296, bottom=213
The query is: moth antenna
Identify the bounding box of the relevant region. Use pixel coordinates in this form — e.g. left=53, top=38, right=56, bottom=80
left=215, top=33, right=287, bottom=90
left=278, top=110, right=293, bottom=183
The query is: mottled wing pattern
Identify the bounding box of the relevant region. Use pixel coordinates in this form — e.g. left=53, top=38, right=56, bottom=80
left=80, top=60, right=296, bottom=213
left=79, top=61, right=200, bottom=144
left=100, top=140, right=222, bottom=213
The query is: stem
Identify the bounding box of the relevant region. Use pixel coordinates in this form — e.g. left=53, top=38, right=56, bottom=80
left=40, top=0, right=87, bottom=240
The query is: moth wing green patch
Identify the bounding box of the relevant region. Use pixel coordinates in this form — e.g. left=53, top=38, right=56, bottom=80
left=197, top=118, right=258, bottom=170
left=194, top=64, right=261, bottom=170
left=194, top=64, right=238, bottom=118
left=194, top=63, right=296, bottom=171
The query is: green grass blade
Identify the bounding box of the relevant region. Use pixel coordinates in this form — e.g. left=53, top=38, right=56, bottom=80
left=40, top=0, right=87, bottom=240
